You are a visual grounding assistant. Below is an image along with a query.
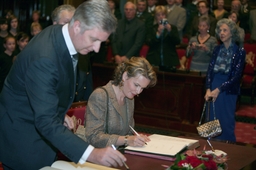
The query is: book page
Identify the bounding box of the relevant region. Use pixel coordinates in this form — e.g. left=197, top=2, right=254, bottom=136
left=50, top=161, right=118, bottom=170
left=125, top=134, right=199, bottom=157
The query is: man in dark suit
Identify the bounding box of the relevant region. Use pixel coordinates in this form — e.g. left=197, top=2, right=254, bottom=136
left=0, top=0, right=126, bottom=169
left=147, top=0, right=157, bottom=16
left=136, top=0, right=154, bottom=37
left=111, top=1, right=145, bottom=63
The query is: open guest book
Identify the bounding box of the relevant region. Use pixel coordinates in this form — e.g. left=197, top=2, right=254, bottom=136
left=125, top=134, right=200, bottom=160
left=40, top=161, right=118, bottom=170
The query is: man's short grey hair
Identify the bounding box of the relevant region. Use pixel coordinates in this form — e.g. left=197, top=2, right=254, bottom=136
left=215, top=18, right=240, bottom=44
left=69, top=0, right=117, bottom=34
left=51, top=4, right=75, bottom=23
left=125, top=1, right=137, bottom=11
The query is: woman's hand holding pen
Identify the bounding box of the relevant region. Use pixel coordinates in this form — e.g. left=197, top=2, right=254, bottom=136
left=127, top=135, right=150, bottom=147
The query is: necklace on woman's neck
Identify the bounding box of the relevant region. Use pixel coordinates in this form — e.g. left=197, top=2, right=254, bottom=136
left=113, top=85, right=125, bottom=105
left=199, top=33, right=209, bottom=39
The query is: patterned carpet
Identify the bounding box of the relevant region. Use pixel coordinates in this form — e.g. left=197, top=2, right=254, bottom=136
left=235, top=103, right=256, bottom=145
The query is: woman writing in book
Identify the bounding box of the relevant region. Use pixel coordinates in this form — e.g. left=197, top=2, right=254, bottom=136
left=85, top=57, right=157, bottom=148
left=204, top=18, right=245, bottom=142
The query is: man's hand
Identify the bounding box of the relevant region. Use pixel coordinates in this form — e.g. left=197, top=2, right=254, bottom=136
left=87, top=147, right=126, bottom=167
left=115, top=55, right=128, bottom=64
left=64, top=115, right=75, bottom=131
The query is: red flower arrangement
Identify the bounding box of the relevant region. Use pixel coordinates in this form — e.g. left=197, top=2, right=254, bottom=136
left=167, top=149, right=228, bottom=170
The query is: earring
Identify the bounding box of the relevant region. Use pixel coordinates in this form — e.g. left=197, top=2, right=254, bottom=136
left=119, top=80, right=124, bottom=87
left=207, top=29, right=209, bottom=33
left=137, top=95, right=139, bottom=97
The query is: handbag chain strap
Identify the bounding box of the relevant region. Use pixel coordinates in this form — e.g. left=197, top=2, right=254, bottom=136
left=198, top=101, right=216, bottom=125
left=99, top=87, right=109, bottom=134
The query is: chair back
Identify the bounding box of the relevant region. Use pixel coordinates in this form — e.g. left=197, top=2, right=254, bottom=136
left=67, top=101, right=87, bottom=130
left=139, top=45, right=149, bottom=58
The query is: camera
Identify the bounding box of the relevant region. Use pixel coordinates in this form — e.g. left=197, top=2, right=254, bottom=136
left=159, top=19, right=168, bottom=25
left=190, top=43, right=200, bottom=49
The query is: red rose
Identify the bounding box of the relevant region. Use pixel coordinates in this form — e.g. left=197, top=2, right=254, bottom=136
left=203, top=159, right=218, bottom=170
left=186, top=156, right=203, bottom=167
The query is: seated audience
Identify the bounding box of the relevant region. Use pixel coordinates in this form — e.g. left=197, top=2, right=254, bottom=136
left=165, top=0, right=186, bottom=41
left=228, top=11, right=245, bottom=47
left=146, top=5, right=180, bottom=70
left=8, top=15, right=19, bottom=37
left=249, top=9, right=256, bottom=42
left=0, top=36, right=16, bottom=91
left=85, top=57, right=157, bottom=148
left=205, top=18, right=245, bottom=143
left=183, top=16, right=217, bottom=73
left=213, top=0, right=228, bottom=21
left=111, top=2, right=145, bottom=63
left=187, top=0, right=217, bottom=39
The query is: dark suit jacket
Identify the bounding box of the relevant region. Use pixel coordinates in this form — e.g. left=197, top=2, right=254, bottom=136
left=240, top=5, right=251, bottom=32
left=136, top=11, right=154, bottom=36
left=146, top=24, right=180, bottom=67
left=0, top=25, right=88, bottom=169
left=114, top=8, right=122, bottom=20
left=111, top=17, right=145, bottom=58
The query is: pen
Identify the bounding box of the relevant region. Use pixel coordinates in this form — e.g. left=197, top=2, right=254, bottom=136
left=111, top=144, right=129, bottom=170
left=207, top=139, right=215, bottom=152
left=129, top=125, right=147, bottom=145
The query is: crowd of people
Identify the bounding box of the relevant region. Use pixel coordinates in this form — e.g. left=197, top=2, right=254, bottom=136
left=0, top=0, right=254, bottom=169
left=1, top=0, right=256, bottom=88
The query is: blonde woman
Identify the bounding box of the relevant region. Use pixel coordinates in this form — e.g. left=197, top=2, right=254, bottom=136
left=85, top=57, right=157, bottom=148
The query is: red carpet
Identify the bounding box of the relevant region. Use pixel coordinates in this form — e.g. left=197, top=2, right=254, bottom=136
left=235, top=122, right=256, bottom=145
left=236, top=105, right=256, bottom=118
left=235, top=104, right=256, bottom=145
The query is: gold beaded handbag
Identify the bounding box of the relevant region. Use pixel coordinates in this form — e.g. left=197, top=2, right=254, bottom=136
left=197, top=101, right=222, bottom=138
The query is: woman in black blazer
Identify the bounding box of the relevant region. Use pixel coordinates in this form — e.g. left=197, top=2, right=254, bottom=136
left=146, top=5, right=180, bottom=71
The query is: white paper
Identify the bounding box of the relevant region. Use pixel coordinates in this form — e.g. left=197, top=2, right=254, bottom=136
left=125, top=134, right=199, bottom=157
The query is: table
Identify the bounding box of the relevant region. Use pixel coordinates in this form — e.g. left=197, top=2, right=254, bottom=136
left=118, top=138, right=256, bottom=170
